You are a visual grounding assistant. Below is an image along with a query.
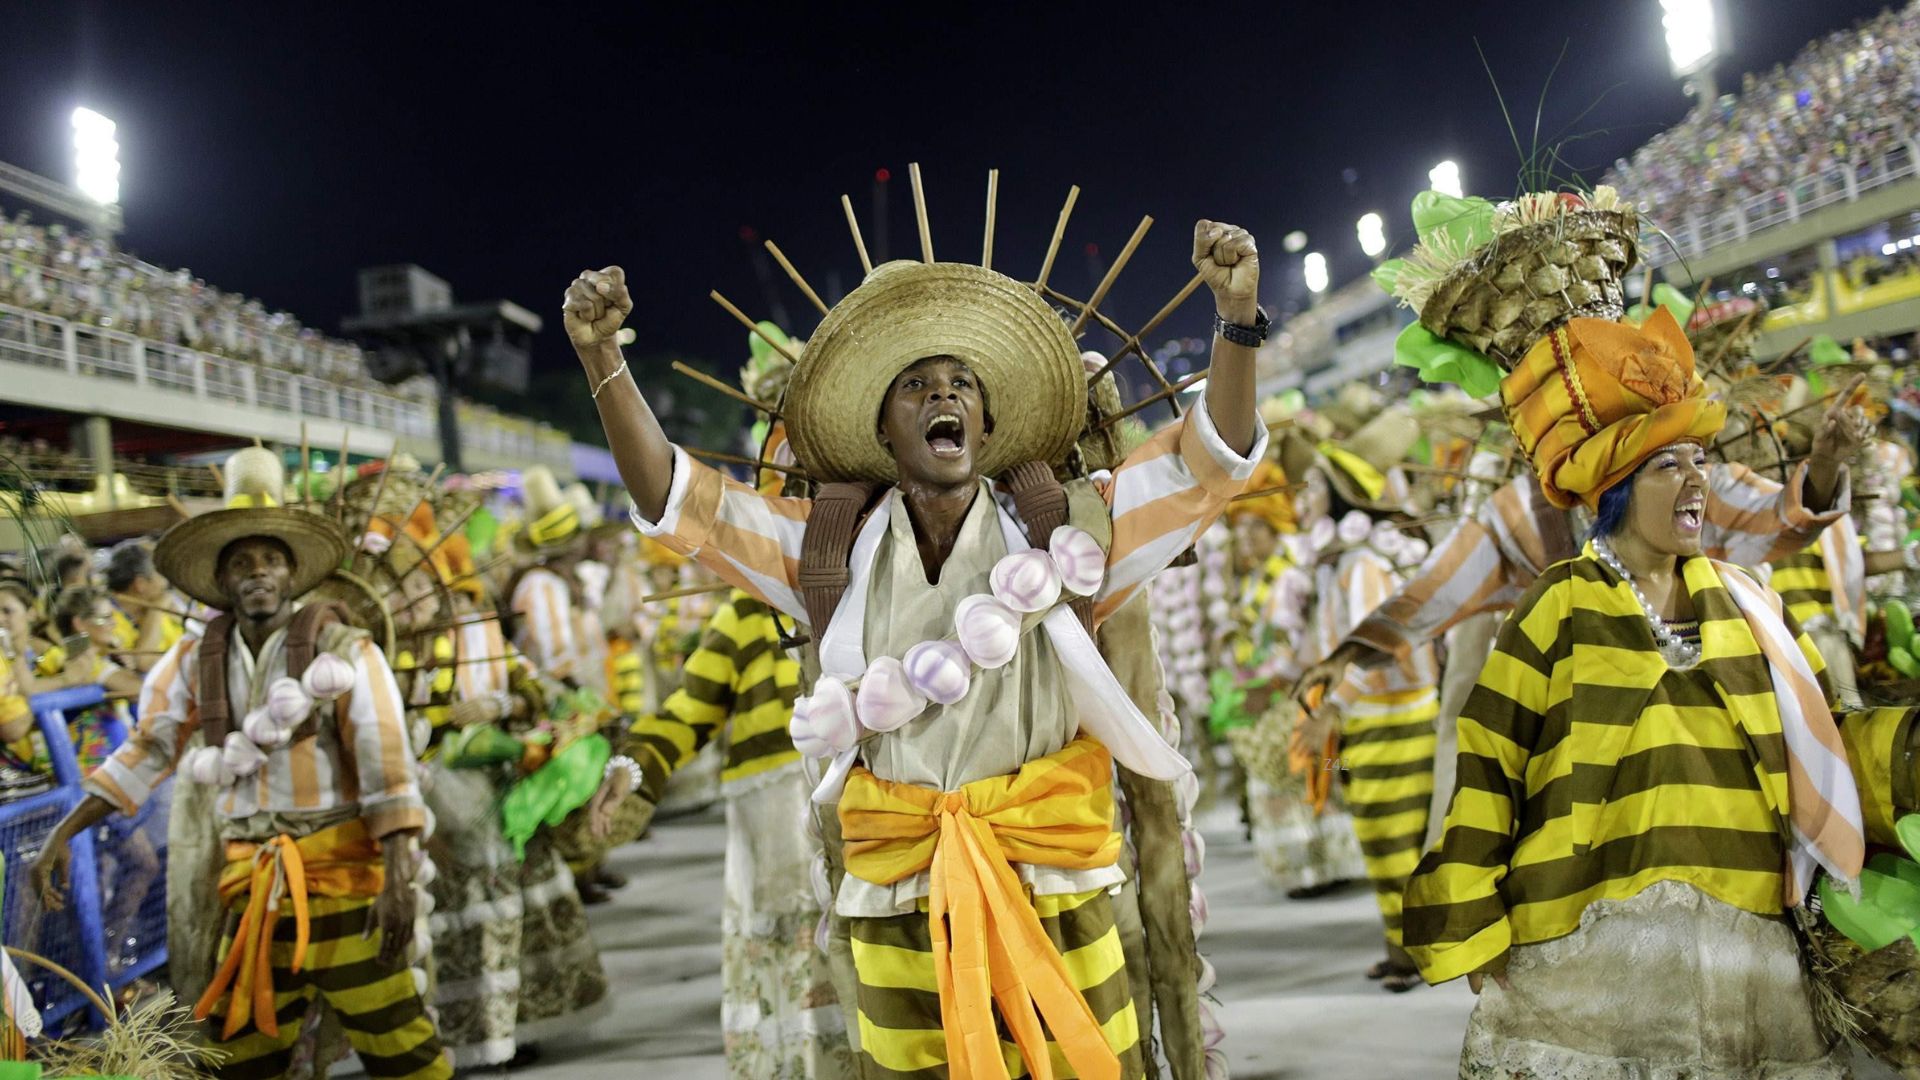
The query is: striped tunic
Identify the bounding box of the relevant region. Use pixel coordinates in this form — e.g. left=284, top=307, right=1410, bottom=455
left=630, top=399, right=1264, bottom=631
left=510, top=568, right=582, bottom=682
left=1348, top=464, right=1849, bottom=666
left=86, top=626, right=426, bottom=840
left=1402, top=551, right=1907, bottom=985
left=628, top=590, right=802, bottom=801
left=1765, top=516, right=1864, bottom=639
left=1312, top=546, right=1439, bottom=947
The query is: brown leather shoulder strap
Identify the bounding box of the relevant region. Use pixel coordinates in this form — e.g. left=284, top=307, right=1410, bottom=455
left=197, top=613, right=236, bottom=745
left=1000, top=462, right=1094, bottom=634
left=799, top=482, right=882, bottom=632
left=286, top=600, right=351, bottom=678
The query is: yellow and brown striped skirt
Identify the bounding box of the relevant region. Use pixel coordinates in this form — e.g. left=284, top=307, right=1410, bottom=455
left=849, top=887, right=1145, bottom=1079
left=1341, top=687, right=1439, bottom=948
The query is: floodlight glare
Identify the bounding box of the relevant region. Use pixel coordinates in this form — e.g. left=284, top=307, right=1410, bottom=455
left=1356, top=213, right=1387, bottom=258
left=1660, top=0, right=1718, bottom=78
left=1429, top=160, right=1464, bottom=198
left=1303, top=252, right=1329, bottom=294
left=71, top=107, right=121, bottom=205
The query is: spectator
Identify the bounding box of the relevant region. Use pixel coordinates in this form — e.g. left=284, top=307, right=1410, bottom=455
left=103, top=540, right=183, bottom=674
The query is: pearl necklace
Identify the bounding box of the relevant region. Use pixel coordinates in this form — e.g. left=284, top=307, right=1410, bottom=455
left=1592, top=538, right=1702, bottom=671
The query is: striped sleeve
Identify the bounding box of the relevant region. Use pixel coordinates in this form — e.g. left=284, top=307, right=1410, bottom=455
left=1328, top=554, right=1399, bottom=711
left=1096, top=399, right=1265, bottom=624
left=85, top=634, right=196, bottom=815
left=629, top=596, right=744, bottom=804
left=630, top=446, right=811, bottom=622
left=1402, top=567, right=1567, bottom=984
left=1703, top=462, right=1850, bottom=566
left=1348, top=508, right=1523, bottom=664
left=340, top=639, right=427, bottom=838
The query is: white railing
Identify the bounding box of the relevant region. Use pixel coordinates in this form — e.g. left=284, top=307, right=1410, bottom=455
left=1645, top=140, right=1920, bottom=266
left=0, top=300, right=437, bottom=439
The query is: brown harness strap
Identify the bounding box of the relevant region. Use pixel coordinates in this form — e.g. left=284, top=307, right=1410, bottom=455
left=196, top=601, right=354, bottom=745
left=799, top=482, right=882, bottom=633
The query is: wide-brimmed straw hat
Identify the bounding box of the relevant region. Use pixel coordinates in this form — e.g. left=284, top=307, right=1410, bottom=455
left=513, top=466, right=584, bottom=555
left=156, top=446, right=351, bottom=611
left=1319, top=405, right=1420, bottom=514
left=781, top=261, right=1084, bottom=484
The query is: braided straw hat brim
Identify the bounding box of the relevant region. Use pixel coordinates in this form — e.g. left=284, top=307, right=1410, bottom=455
left=1420, top=209, right=1639, bottom=372
left=783, top=262, right=1084, bottom=484
left=155, top=507, right=352, bottom=611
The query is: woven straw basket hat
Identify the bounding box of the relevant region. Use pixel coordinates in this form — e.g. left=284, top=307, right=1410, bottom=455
left=782, top=261, right=1084, bottom=485
left=156, top=446, right=351, bottom=610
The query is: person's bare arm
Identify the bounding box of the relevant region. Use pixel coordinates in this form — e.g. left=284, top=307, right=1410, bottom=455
left=565, top=267, right=676, bottom=522
left=1193, top=221, right=1260, bottom=456
left=1864, top=547, right=1910, bottom=577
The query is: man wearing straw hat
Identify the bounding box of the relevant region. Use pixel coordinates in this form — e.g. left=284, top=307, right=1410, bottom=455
left=29, top=446, right=450, bottom=1080
left=566, top=216, right=1265, bottom=1079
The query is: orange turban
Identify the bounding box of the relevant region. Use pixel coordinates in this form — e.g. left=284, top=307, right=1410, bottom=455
left=1227, top=460, right=1295, bottom=534
left=1502, top=308, right=1726, bottom=511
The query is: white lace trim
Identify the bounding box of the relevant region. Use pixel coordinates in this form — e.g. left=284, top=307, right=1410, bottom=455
left=1461, top=1028, right=1850, bottom=1080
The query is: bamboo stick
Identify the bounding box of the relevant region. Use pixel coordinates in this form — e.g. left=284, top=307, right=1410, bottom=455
left=1229, top=481, right=1306, bottom=502
left=1095, top=371, right=1207, bottom=429
left=112, top=594, right=196, bottom=622
left=909, top=162, right=934, bottom=263
left=1699, top=309, right=1760, bottom=378
left=208, top=462, right=224, bottom=491
left=982, top=169, right=999, bottom=270
left=672, top=359, right=779, bottom=417
left=299, top=423, right=310, bottom=506
left=641, top=581, right=731, bottom=605
left=165, top=493, right=191, bottom=519
left=1760, top=337, right=1814, bottom=374
left=352, top=436, right=403, bottom=539
left=1084, top=272, right=1207, bottom=382
left=331, top=427, right=352, bottom=520
left=841, top=194, right=873, bottom=276
left=5, top=946, right=113, bottom=1021
left=709, top=291, right=802, bottom=362
left=687, top=445, right=811, bottom=478
left=1071, top=215, right=1153, bottom=336
left=1035, top=185, right=1080, bottom=290
left=764, top=239, right=829, bottom=316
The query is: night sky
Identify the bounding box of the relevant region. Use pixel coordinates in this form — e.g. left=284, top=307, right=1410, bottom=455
left=0, top=1, right=1898, bottom=400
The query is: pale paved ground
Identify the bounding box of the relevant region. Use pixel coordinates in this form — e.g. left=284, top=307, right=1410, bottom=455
left=432, top=802, right=1898, bottom=1079
left=509, top=803, right=1484, bottom=1079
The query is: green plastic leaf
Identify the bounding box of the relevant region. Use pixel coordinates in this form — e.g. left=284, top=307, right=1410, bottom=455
left=443, top=723, right=524, bottom=768
left=1627, top=283, right=1697, bottom=329
left=1392, top=322, right=1505, bottom=400
left=747, top=321, right=791, bottom=364
left=1886, top=600, right=1914, bottom=656
left=1206, top=669, right=1249, bottom=736
left=1371, top=258, right=1406, bottom=296
left=1810, top=335, right=1848, bottom=367
left=465, top=506, right=499, bottom=559
left=1899, top=814, right=1920, bottom=864
left=1409, top=191, right=1497, bottom=253
left=1819, top=867, right=1920, bottom=952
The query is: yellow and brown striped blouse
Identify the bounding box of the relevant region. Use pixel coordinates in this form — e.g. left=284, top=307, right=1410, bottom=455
left=1403, top=551, right=1916, bottom=985
left=628, top=590, right=801, bottom=802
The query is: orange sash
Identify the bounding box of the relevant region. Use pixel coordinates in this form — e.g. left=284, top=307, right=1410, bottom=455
left=838, top=736, right=1124, bottom=1080
left=193, top=818, right=386, bottom=1039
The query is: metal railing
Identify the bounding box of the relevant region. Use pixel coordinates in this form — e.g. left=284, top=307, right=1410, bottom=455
left=1644, top=140, right=1920, bottom=266
left=0, top=299, right=438, bottom=439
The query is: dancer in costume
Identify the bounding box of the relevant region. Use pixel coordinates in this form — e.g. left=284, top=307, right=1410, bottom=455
left=1403, top=304, right=1920, bottom=1079
left=28, top=446, right=450, bottom=1080
left=1284, top=411, right=1440, bottom=993
left=567, top=206, right=1264, bottom=1078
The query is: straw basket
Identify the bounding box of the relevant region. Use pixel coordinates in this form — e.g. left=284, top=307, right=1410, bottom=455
left=1418, top=208, right=1639, bottom=372
left=1802, top=916, right=1920, bottom=1077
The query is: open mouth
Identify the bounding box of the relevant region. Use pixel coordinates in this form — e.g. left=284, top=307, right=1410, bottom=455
left=1674, top=498, right=1704, bottom=534
left=924, top=414, right=966, bottom=459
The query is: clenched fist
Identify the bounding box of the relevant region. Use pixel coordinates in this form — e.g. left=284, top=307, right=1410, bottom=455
left=563, top=266, right=633, bottom=350
left=1193, top=221, right=1259, bottom=324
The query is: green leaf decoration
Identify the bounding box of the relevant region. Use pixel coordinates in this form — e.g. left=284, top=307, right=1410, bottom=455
left=1409, top=190, right=1496, bottom=252
left=1810, top=335, right=1849, bottom=366
left=465, top=505, right=499, bottom=559
left=1627, top=283, right=1696, bottom=329
left=1371, top=258, right=1406, bottom=296
left=747, top=321, right=791, bottom=365
left=1206, top=669, right=1249, bottom=737
left=1392, top=322, right=1505, bottom=399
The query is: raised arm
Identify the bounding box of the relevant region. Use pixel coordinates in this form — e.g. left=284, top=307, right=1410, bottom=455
left=565, top=266, right=675, bottom=522
left=1193, top=221, right=1260, bottom=457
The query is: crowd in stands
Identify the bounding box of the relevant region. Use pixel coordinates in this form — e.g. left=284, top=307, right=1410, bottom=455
left=0, top=212, right=430, bottom=401
left=1606, top=2, right=1920, bottom=222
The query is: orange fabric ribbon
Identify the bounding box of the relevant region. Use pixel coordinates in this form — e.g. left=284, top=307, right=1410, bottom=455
left=1288, top=683, right=1337, bottom=814
left=193, top=819, right=386, bottom=1039
left=839, top=736, right=1124, bottom=1080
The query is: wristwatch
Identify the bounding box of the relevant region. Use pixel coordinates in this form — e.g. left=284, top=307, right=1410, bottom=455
left=1213, top=307, right=1271, bottom=348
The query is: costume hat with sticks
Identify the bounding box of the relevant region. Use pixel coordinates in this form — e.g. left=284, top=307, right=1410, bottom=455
left=155, top=447, right=350, bottom=611
left=514, top=466, right=583, bottom=555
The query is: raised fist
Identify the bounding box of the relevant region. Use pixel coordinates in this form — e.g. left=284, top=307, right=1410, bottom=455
left=1192, top=221, right=1259, bottom=322
left=563, top=266, right=633, bottom=349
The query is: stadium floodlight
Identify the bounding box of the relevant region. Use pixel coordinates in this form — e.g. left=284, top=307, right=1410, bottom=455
left=1356, top=213, right=1387, bottom=259
left=1429, top=160, right=1464, bottom=198
left=1304, top=251, right=1329, bottom=294
left=71, top=107, right=120, bottom=205
left=1282, top=230, right=1308, bottom=253
left=1660, top=0, right=1718, bottom=78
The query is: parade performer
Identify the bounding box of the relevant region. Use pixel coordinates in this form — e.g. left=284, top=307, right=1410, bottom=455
left=1285, top=411, right=1440, bottom=992
left=1401, top=303, right=1920, bottom=1078
left=566, top=205, right=1265, bottom=1078
left=27, top=446, right=450, bottom=1080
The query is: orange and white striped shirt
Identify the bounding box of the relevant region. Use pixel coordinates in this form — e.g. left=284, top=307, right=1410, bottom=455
left=511, top=568, right=580, bottom=682
left=85, top=628, right=425, bottom=839
left=1348, top=462, right=1849, bottom=665
left=1310, top=547, right=1439, bottom=709
left=630, top=399, right=1266, bottom=630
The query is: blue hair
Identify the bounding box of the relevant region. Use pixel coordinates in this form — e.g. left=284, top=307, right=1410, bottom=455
left=1589, top=473, right=1635, bottom=541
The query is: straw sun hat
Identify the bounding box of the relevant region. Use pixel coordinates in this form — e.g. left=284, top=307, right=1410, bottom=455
left=781, top=261, right=1085, bottom=485
left=156, top=446, right=351, bottom=611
